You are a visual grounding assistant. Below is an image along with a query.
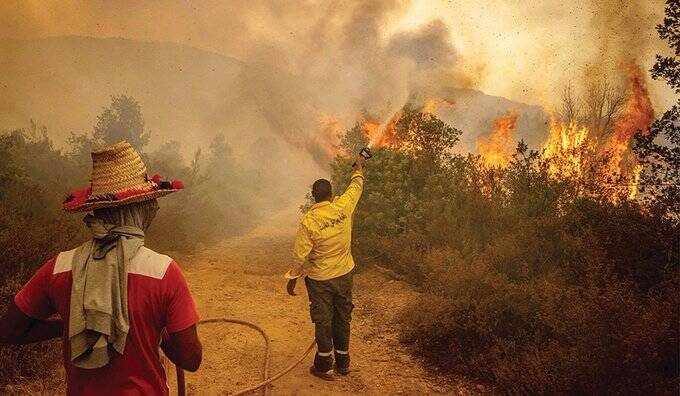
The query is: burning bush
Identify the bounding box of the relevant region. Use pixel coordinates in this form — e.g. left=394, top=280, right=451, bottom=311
left=327, top=102, right=678, bottom=393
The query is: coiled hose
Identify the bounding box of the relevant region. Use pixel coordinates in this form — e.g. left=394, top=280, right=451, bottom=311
left=176, top=318, right=316, bottom=396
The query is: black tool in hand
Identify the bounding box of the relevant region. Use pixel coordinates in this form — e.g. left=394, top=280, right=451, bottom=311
left=352, top=147, right=373, bottom=168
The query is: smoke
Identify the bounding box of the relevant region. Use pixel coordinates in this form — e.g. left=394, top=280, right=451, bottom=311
left=216, top=1, right=464, bottom=167
left=388, top=20, right=458, bottom=69
left=0, top=0, right=672, bottom=217
left=589, top=0, right=659, bottom=68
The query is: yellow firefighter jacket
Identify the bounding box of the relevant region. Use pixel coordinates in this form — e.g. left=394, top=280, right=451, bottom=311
left=285, top=170, right=365, bottom=281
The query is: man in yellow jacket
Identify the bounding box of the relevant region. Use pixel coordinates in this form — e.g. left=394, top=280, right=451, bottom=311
left=285, top=155, right=366, bottom=380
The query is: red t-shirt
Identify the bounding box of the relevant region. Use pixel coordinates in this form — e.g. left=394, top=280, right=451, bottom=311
left=14, top=246, right=200, bottom=396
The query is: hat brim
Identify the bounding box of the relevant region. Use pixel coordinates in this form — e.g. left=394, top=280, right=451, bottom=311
left=64, top=188, right=180, bottom=212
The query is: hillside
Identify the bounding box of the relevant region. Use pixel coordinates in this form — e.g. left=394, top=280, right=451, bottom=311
left=0, top=36, right=548, bottom=159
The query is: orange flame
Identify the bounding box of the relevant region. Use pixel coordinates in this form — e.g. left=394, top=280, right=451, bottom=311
left=606, top=65, right=654, bottom=176
left=360, top=110, right=404, bottom=149
left=317, top=112, right=342, bottom=158
left=359, top=118, right=380, bottom=145
left=360, top=98, right=451, bottom=149
left=478, top=113, right=518, bottom=168
left=421, top=98, right=438, bottom=115
left=627, top=163, right=643, bottom=200
left=542, top=116, right=591, bottom=178
left=360, top=116, right=392, bottom=149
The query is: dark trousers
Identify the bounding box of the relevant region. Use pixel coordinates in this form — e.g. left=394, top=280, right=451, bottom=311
left=305, top=270, right=354, bottom=371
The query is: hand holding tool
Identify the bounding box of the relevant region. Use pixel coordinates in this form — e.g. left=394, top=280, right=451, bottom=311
left=352, top=147, right=372, bottom=168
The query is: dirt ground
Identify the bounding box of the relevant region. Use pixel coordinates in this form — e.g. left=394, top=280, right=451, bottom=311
left=168, top=224, right=483, bottom=395
left=5, top=222, right=485, bottom=395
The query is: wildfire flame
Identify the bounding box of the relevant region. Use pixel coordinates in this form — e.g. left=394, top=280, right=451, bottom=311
left=538, top=65, right=653, bottom=202
left=627, top=163, right=643, bottom=200
left=361, top=110, right=403, bottom=149
left=478, top=113, right=518, bottom=168
left=325, top=72, right=652, bottom=203
left=606, top=65, right=654, bottom=176
left=362, top=98, right=453, bottom=149
left=541, top=117, right=591, bottom=178
left=317, top=112, right=342, bottom=158
left=421, top=98, right=438, bottom=115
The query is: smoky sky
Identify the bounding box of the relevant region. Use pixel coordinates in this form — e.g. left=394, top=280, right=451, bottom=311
left=0, top=1, right=671, bottom=105
left=388, top=20, right=458, bottom=69
left=0, top=0, right=673, bottom=170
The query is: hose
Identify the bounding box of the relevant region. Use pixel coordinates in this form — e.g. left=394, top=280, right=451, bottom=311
left=176, top=318, right=316, bottom=396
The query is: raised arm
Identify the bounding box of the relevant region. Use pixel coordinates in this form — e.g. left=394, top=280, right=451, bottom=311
left=334, top=164, right=365, bottom=215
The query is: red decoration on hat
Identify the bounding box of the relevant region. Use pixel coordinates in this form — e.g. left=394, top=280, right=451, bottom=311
left=63, top=187, right=91, bottom=210
left=171, top=180, right=185, bottom=189
left=151, top=174, right=162, bottom=184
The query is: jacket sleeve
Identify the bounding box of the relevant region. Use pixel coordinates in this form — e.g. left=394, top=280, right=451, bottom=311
left=333, top=170, right=365, bottom=215
left=285, top=221, right=314, bottom=279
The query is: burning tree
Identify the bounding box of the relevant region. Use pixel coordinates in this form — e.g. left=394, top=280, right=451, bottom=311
left=477, top=113, right=517, bottom=168
left=325, top=70, right=677, bottom=392
left=349, top=103, right=461, bottom=163
left=476, top=66, right=655, bottom=204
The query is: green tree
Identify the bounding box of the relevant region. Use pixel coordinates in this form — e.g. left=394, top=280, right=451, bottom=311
left=338, top=121, right=370, bottom=155
left=93, top=95, right=149, bottom=150
left=323, top=95, right=678, bottom=393
left=634, top=0, right=680, bottom=218
left=392, top=104, right=461, bottom=163
left=68, top=95, right=149, bottom=170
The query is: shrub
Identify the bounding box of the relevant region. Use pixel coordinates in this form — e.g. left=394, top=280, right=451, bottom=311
left=0, top=100, right=267, bottom=387
left=326, top=106, right=679, bottom=394
left=0, top=129, right=79, bottom=389
left=0, top=273, right=64, bottom=391
left=400, top=246, right=679, bottom=394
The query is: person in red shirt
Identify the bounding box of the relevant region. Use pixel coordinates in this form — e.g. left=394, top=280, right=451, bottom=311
left=0, top=141, right=202, bottom=395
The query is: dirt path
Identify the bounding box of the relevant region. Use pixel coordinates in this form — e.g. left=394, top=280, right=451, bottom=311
left=169, top=225, right=480, bottom=395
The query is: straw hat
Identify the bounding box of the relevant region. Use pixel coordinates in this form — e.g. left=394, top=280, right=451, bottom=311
left=63, top=140, right=184, bottom=212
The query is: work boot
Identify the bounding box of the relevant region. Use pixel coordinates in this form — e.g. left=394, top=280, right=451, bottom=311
left=311, top=352, right=334, bottom=381
left=334, top=351, right=350, bottom=375
left=309, top=365, right=335, bottom=381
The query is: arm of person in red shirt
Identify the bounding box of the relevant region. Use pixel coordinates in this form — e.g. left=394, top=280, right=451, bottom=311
left=160, top=261, right=202, bottom=372
left=0, top=258, right=63, bottom=345
left=0, top=301, right=63, bottom=344
left=161, top=325, right=201, bottom=372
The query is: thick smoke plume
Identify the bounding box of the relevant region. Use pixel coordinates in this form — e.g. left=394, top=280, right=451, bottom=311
left=0, top=0, right=672, bottom=210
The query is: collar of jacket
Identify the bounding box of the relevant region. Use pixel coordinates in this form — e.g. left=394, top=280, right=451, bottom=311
left=310, top=201, right=332, bottom=210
